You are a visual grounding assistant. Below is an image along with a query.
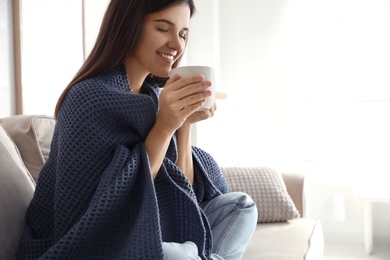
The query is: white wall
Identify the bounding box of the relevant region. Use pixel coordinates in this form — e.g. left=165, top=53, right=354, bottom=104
left=83, top=0, right=109, bottom=57
left=188, top=0, right=390, bottom=244
left=0, top=0, right=15, bottom=117
left=188, top=0, right=307, bottom=170
left=20, top=0, right=84, bottom=116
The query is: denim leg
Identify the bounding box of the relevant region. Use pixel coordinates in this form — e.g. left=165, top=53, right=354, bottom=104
left=201, top=192, right=258, bottom=260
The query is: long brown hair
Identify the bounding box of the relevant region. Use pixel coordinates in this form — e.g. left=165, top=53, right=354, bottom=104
left=54, top=0, right=196, bottom=118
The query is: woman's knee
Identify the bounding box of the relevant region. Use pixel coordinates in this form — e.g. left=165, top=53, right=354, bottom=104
left=202, top=192, right=258, bottom=225
left=229, top=191, right=255, bottom=209
left=231, top=192, right=258, bottom=223
left=217, top=192, right=257, bottom=214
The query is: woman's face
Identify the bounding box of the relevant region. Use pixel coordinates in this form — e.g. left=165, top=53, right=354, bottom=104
left=127, top=3, right=191, bottom=78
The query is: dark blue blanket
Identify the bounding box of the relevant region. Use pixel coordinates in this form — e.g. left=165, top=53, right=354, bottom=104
left=18, top=65, right=228, bottom=259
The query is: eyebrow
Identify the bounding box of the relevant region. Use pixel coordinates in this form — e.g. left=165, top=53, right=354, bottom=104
left=153, top=19, right=189, bottom=31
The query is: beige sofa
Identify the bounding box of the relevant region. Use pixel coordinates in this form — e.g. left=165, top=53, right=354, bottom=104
left=0, top=115, right=324, bottom=260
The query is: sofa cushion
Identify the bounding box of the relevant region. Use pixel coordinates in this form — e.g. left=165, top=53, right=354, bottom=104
left=0, top=124, right=35, bottom=260
left=242, top=218, right=324, bottom=260
left=221, top=167, right=300, bottom=223
left=0, top=115, right=56, bottom=182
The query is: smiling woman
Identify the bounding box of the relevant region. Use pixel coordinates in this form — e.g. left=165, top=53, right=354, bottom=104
left=124, top=4, right=191, bottom=93
left=17, top=0, right=258, bottom=259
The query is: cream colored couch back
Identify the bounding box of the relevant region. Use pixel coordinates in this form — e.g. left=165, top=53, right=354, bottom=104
left=0, top=115, right=56, bottom=182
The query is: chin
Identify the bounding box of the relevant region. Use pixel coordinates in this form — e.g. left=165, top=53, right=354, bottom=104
left=152, top=70, right=170, bottom=78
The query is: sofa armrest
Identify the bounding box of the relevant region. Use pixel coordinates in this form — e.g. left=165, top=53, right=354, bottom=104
left=281, top=173, right=306, bottom=218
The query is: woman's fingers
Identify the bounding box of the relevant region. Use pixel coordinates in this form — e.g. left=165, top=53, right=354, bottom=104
left=157, top=74, right=214, bottom=131
left=164, top=75, right=212, bottom=109
left=166, top=74, right=207, bottom=91
left=165, top=74, right=180, bottom=85
left=179, top=89, right=211, bottom=110
left=185, top=101, right=217, bottom=125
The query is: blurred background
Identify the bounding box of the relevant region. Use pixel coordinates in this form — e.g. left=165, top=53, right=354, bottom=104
left=1, top=0, right=390, bottom=258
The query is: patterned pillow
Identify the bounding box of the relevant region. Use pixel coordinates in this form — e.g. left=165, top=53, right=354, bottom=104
left=221, top=167, right=300, bottom=223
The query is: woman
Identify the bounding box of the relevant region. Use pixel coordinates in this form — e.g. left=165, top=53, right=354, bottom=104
left=18, top=0, right=257, bottom=259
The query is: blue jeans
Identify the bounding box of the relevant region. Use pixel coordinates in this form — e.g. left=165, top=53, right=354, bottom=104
left=163, top=192, right=258, bottom=260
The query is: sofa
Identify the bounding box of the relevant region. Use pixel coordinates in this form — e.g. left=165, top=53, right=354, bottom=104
left=0, top=114, right=324, bottom=260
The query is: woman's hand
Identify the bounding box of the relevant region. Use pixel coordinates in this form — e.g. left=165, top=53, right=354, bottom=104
left=185, top=102, right=217, bottom=125
left=175, top=103, right=216, bottom=183
left=145, top=74, right=213, bottom=179
left=156, top=74, right=213, bottom=133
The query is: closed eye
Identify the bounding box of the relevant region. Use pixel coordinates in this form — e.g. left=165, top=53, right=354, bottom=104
left=179, top=32, right=188, bottom=40
left=154, top=19, right=189, bottom=40
left=157, top=27, right=187, bottom=40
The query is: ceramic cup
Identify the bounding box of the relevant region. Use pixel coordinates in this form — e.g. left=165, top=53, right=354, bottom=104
left=169, top=66, right=216, bottom=111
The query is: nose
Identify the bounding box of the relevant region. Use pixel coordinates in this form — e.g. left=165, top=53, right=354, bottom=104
left=168, top=34, right=184, bottom=52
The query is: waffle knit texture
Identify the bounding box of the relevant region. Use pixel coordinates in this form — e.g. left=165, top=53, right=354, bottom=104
left=18, top=65, right=229, bottom=260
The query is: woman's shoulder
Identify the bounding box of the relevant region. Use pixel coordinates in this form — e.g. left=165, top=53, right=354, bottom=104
left=68, top=67, right=130, bottom=100
left=72, top=67, right=130, bottom=96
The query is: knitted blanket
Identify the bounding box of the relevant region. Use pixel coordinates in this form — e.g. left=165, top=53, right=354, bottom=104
left=18, top=65, right=228, bottom=260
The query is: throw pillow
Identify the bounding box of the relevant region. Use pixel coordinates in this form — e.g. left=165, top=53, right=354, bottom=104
left=0, top=115, right=56, bottom=182
left=0, top=124, right=35, bottom=260
left=221, top=166, right=300, bottom=223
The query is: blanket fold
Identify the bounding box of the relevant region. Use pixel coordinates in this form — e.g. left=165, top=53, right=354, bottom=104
left=18, top=65, right=228, bottom=260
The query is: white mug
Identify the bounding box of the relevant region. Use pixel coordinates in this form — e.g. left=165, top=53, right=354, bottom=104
left=169, top=66, right=216, bottom=111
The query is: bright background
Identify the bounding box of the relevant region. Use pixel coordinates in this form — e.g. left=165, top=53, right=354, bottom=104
left=2, top=0, right=390, bottom=246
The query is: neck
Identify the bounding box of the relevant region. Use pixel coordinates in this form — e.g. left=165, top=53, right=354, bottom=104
left=123, top=60, right=149, bottom=94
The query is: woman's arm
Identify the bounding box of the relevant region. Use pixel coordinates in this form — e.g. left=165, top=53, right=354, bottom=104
left=145, top=75, right=211, bottom=180
left=144, top=122, right=174, bottom=180
left=175, top=105, right=217, bottom=185
left=175, top=122, right=194, bottom=184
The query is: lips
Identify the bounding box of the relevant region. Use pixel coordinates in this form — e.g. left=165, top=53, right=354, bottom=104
left=157, top=52, right=174, bottom=61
